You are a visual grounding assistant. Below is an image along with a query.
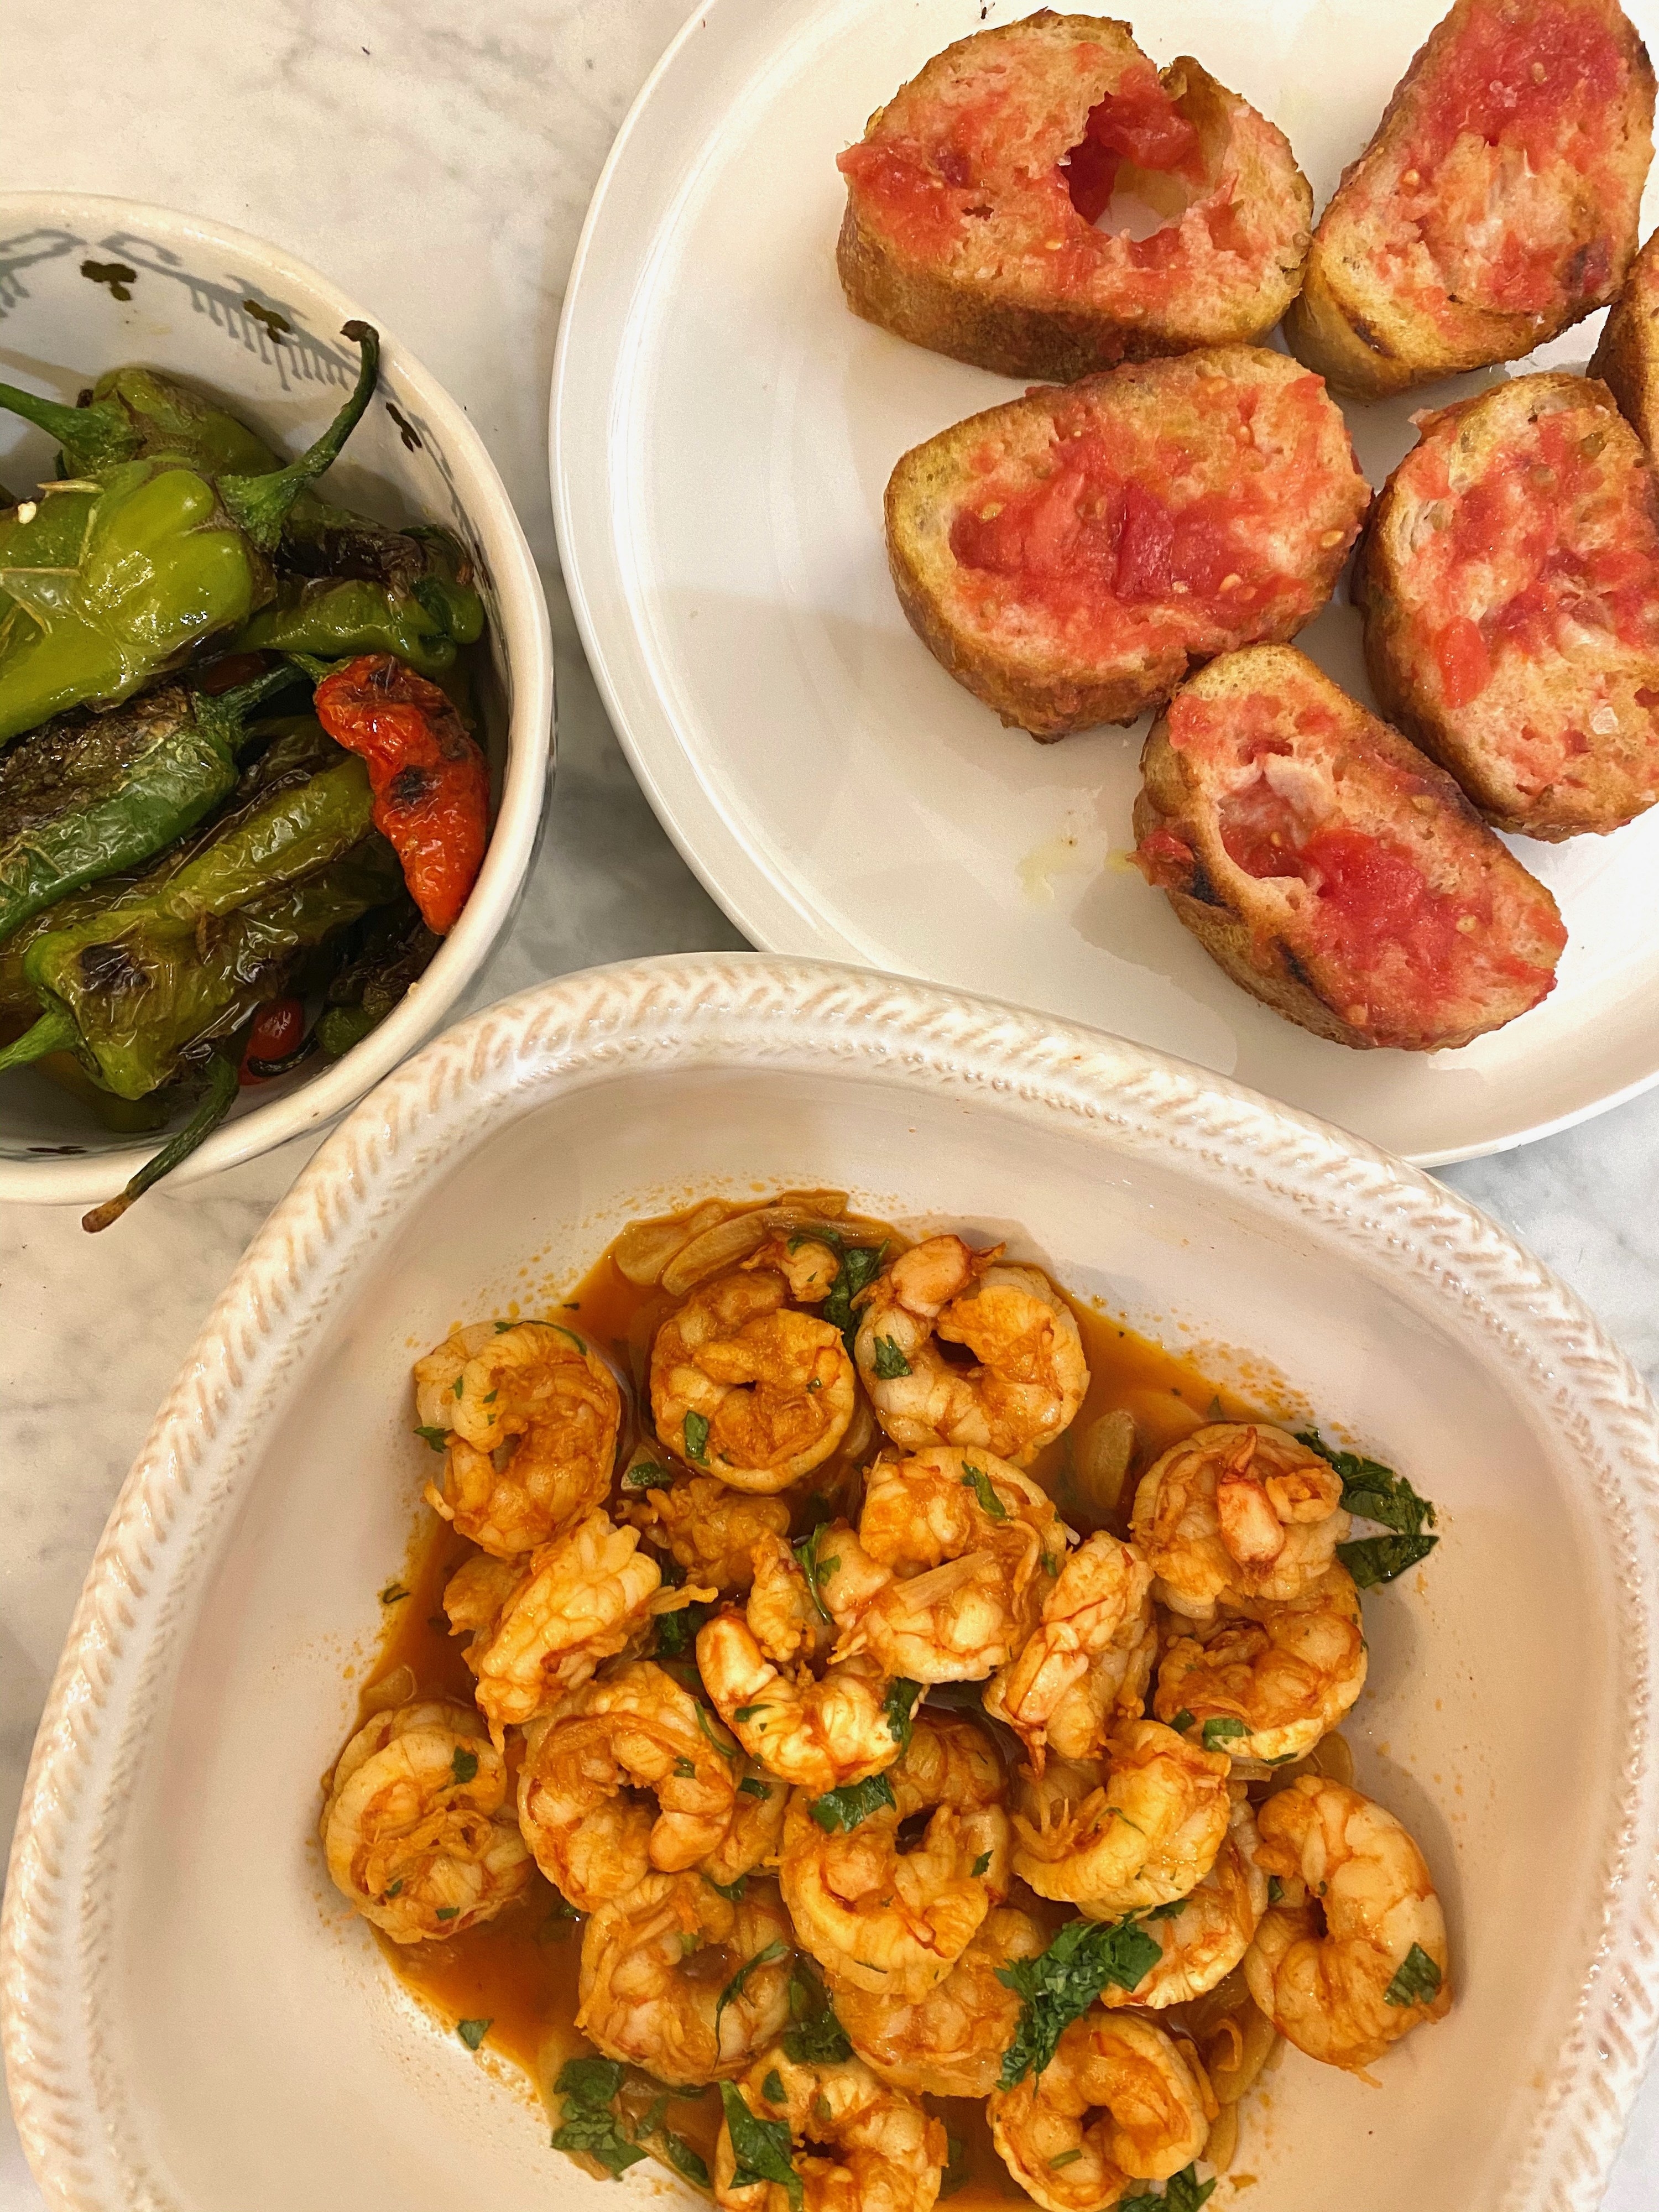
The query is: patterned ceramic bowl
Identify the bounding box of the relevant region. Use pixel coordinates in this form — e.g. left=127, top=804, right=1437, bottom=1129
left=0, top=191, right=552, bottom=1204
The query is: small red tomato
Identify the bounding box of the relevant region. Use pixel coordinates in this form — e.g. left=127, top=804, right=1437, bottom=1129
left=239, top=995, right=307, bottom=1083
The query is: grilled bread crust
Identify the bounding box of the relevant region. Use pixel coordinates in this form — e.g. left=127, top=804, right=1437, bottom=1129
left=885, top=347, right=1368, bottom=740
left=1285, top=0, right=1654, bottom=399
left=1591, top=228, right=1659, bottom=457
left=837, top=12, right=1312, bottom=382
left=1133, top=646, right=1566, bottom=1052
left=1358, top=372, right=1659, bottom=840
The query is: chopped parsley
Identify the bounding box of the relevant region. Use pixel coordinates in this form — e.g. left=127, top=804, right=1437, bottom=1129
left=1339, top=1531, right=1441, bottom=1588
left=810, top=1772, right=897, bottom=1833
left=940, top=2133, right=970, bottom=2199
left=450, top=1746, right=479, bottom=1787
left=683, top=1410, right=711, bottom=1464
left=716, top=1939, right=790, bottom=2038
left=695, top=1703, right=740, bottom=1761
left=739, top=1776, right=770, bottom=1799
left=674, top=1758, right=697, bottom=1778
left=783, top=1964, right=852, bottom=2064
left=1119, top=2168, right=1215, bottom=2212
left=456, top=2017, right=492, bottom=2051
left=1166, top=1709, right=1195, bottom=1735
left=872, top=1334, right=911, bottom=1379
left=1385, top=1942, right=1444, bottom=2008
left=413, top=1424, right=448, bottom=1451
left=883, top=1677, right=923, bottom=1751
left=1200, top=1716, right=1248, bottom=1752
left=655, top=1595, right=712, bottom=1659
left=452, top=1374, right=465, bottom=1399
left=822, top=1240, right=887, bottom=1356
left=435, top=1906, right=459, bottom=1921
left=383, top=1880, right=403, bottom=1898
left=794, top=1523, right=842, bottom=1620
left=547, top=1322, right=588, bottom=1353
left=1267, top=1876, right=1285, bottom=1905
left=1297, top=1428, right=1439, bottom=1587
left=1048, top=2150, right=1084, bottom=2170
left=657, top=2133, right=711, bottom=2190
left=624, top=1460, right=672, bottom=1490
left=763, top=2069, right=786, bottom=2105
left=971, top=1850, right=992, bottom=1878
left=734, top=1702, right=771, bottom=1724
left=550, top=2057, right=646, bottom=2177
left=961, top=1464, right=1008, bottom=1520
left=997, top=1916, right=1163, bottom=2086
left=719, top=2082, right=802, bottom=2208
left=705, top=1872, right=747, bottom=1902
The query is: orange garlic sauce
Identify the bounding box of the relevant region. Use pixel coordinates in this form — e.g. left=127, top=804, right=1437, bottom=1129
left=352, top=1212, right=1264, bottom=2205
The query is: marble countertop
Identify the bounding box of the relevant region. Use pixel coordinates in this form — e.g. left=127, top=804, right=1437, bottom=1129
left=1, top=1, right=1656, bottom=2203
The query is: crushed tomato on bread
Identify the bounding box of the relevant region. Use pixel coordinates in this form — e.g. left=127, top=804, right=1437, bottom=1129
left=1359, top=373, right=1659, bottom=840
left=1133, top=646, right=1566, bottom=1052
left=885, top=347, right=1369, bottom=739
left=837, top=11, right=1313, bottom=382
left=1285, top=0, right=1655, bottom=398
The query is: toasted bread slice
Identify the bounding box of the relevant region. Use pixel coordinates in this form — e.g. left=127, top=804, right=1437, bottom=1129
left=1358, top=373, right=1659, bottom=839
left=1284, top=0, right=1654, bottom=399
left=1133, top=646, right=1565, bottom=1052
left=1590, top=228, right=1659, bottom=456
left=885, top=347, right=1368, bottom=740
left=836, top=12, right=1312, bottom=382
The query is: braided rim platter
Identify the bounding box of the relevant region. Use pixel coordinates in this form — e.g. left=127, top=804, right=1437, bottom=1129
left=3, top=952, right=1658, bottom=2208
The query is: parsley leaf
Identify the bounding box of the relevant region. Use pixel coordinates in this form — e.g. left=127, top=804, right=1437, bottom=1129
left=1048, top=2150, right=1084, bottom=2169
left=783, top=1963, right=853, bottom=2064
left=435, top=1905, right=459, bottom=1921
left=940, top=2133, right=970, bottom=2199
left=822, top=1241, right=886, bottom=1357
left=683, top=1410, right=710, bottom=1464
left=450, top=1746, right=479, bottom=1787
left=1338, top=1532, right=1440, bottom=1588
left=794, top=1523, right=842, bottom=1621
left=971, top=1850, right=992, bottom=1877
left=1385, top=1942, right=1443, bottom=2008
left=719, top=2082, right=802, bottom=2208
left=624, top=1460, right=672, bottom=1490
left=695, top=1703, right=740, bottom=1762
left=961, top=1464, right=1008, bottom=1520
left=811, top=1772, right=897, bottom=1833
left=873, top=1334, right=911, bottom=1379
left=1119, top=2167, right=1216, bottom=2212
left=884, top=1678, right=923, bottom=1752
left=658, top=2132, right=711, bottom=2189
left=551, top=2057, right=646, bottom=2177
left=716, top=1939, right=790, bottom=2039
left=456, top=2017, right=491, bottom=2050
left=674, top=1758, right=697, bottom=1778
left=1167, top=1709, right=1195, bottom=1735
left=1201, top=1716, right=1248, bottom=1752
left=997, top=1917, right=1163, bottom=2086
left=705, top=1872, right=747, bottom=1902
left=1267, top=1875, right=1285, bottom=1905
left=413, top=1424, right=449, bottom=1451
left=763, top=2069, right=785, bottom=2105
left=739, top=1775, right=770, bottom=1799
left=1299, top=1429, right=1439, bottom=1587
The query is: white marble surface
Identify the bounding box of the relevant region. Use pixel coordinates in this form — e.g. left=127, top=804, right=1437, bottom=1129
left=0, top=1, right=1655, bottom=2204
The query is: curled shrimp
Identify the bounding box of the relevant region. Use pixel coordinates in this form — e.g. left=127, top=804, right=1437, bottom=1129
left=779, top=1713, right=1010, bottom=1999
left=414, top=1319, right=620, bottom=1557
left=837, top=1904, right=1047, bottom=2096
left=697, top=1597, right=903, bottom=1793
left=1245, top=1776, right=1452, bottom=2070
left=748, top=1531, right=839, bottom=1666
left=517, top=1659, right=746, bottom=1910
left=1153, top=1563, right=1368, bottom=1766
left=444, top=1509, right=670, bottom=1742
left=621, top=1474, right=792, bottom=1592
left=1102, top=1799, right=1267, bottom=2009
left=714, top=2049, right=947, bottom=2212
left=577, top=1870, right=794, bottom=2085
left=830, top=1447, right=1069, bottom=1683
left=652, top=1269, right=858, bottom=1492
left=984, top=1532, right=1155, bottom=1770
left=988, top=2011, right=1214, bottom=2211
left=1012, top=1721, right=1232, bottom=1917
left=1131, top=1424, right=1350, bottom=1624
left=853, top=1237, right=1087, bottom=1468
left=320, top=1700, right=530, bottom=1943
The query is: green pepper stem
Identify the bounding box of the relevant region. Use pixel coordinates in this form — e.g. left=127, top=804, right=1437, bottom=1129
left=0, top=1006, right=77, bottom=1074
left=0, top=383, right=138, bottom=475
left=218, top=323, right=380, bottom=553
left=195, top=661, right=311, bottom=752
left=81, top=1051, right=239, bottom=1233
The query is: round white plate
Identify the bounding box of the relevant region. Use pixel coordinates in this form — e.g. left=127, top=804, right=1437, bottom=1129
left=552, top=0, right=1659, bottom=1166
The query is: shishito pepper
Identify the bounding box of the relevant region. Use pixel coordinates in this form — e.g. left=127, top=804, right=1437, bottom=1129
left=0, top=362, right=279, bottom=478
left=0, top=662, right=304, bottom=941
left=0, top=324, right=379, bottom=744
left=234, top=519, right=484, bottom=674
left=315, top=896, right=440, bottom=1058
left=312, top=653, right=489, bottom=933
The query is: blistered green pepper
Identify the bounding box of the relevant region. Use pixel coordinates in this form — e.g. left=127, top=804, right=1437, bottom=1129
left=0, top=324, right=379, bottom=744
left=316, top=897, right=439, bottom=1057
left=0, top=662, right=304, bottom=942
left=0, top=362, right=279, bottom=478
left=232, top=525, right=484, bottom=674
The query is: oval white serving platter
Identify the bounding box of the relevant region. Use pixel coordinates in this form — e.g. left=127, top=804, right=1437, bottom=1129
left=4, top=953, right=1659, bottom=2212
left=552, top=0, right=1659, bottom=1166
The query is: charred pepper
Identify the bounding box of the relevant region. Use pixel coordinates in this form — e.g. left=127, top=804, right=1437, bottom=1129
left=315, top=897, right=440, bottom=1057
left=0, top=362, right=278, bottom=479
left=0, top=661, right=304, bottom=941
left=0, top=325, right=379, bottom=743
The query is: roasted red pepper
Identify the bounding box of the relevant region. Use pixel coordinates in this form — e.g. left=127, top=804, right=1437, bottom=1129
left=311, top=654, right=488, bottom=933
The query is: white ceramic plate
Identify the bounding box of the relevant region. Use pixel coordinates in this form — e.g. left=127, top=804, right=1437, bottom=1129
left=552, top=0, right=1659, bottom=1166
left=5, top=953, right=1659, bottom=2210
left=0, top=192, right=553, bottom=1204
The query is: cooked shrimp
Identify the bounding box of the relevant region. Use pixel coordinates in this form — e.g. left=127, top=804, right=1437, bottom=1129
left=779, top=1714, right=1009, bottom=1999
left=415, top=1319, right=620, bottom=1558
left=320, top=1700, right=530, bottom=1943
left=744, top=1231, right=847, bottom=1303
left=1012, top=1721, right=1232, bottom=1917
left=1131, top=1424, right=1349, bottom=1624
left=517, top=1660, right=743, bottom=1910
left=1154, top=1564, right=1368, bottom=1766
left=837, top=1905, right=1046, bottom=2096
left=989, top=2011, right=1213, bottom=2212
left=1245, top=1776, right=1452, bottom=2070
left=853, top=1238, right=1088, bottom=1468
left=1102, top=1799, right=1267, bottom=2008
left=697, top=1606, right=902, bottom=1793
left=748, top=1531, right=838, bottom=1666
left=714, top=2050, right=946, bottom=2212
left=652, top=1269, right=857, bottom=1492
left=577, top=1870, right=794, bottom=2085
left=447, top=1509, right=665, bottom=1742
left=984, top=1532, right=1155, bottom=1769
left=621, top=1475, right=792, bottom=1592
left=831, top=1447, right=1068, bottom=1683
left=701, top=1763, right=791, bottom=1891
